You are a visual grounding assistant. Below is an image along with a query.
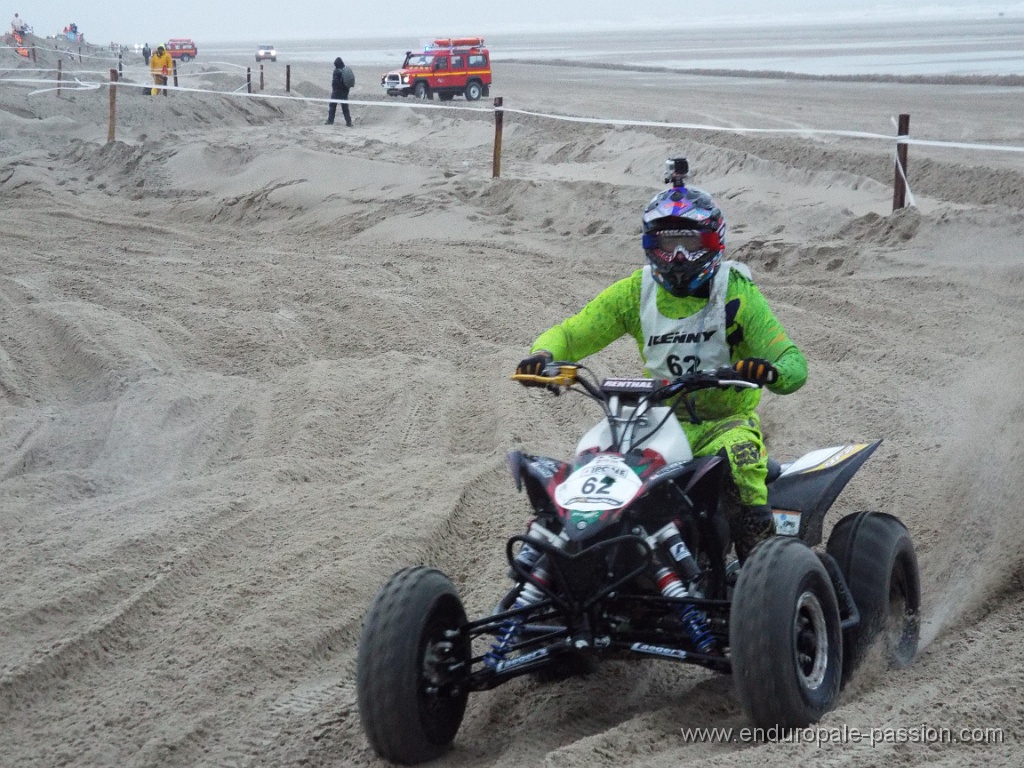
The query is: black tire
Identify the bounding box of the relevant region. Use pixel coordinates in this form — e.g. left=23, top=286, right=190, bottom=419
left=826, top=512, right=920, bottom=681
left=731, top=537, right=843, bottom=729
left=413, top=81, right=429, bottom=99
left=181, top=54, right=191, bottom=63
left=464, top=80, right=482, bottom=101
left=356, top=566, right=469, bottom=765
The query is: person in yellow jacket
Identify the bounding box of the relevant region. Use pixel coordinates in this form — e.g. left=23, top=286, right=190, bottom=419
left=149, top=45, right=172, bottom=96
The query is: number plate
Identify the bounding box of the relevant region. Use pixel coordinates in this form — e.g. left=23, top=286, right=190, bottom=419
left=554, top=455, right=642, bottom=512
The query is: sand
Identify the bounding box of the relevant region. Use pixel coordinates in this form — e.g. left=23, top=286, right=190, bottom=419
left=1, top=28, right=1023, bottom=768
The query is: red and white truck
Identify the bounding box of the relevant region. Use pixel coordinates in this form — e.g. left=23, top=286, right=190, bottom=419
left=381, top=38, right=491, bottom=101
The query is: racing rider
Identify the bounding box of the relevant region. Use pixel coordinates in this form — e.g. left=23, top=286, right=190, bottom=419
left=515, top=183, right=807, bottom=562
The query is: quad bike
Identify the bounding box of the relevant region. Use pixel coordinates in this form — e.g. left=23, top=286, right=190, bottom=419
left=356, top=364, right=921, bottom=764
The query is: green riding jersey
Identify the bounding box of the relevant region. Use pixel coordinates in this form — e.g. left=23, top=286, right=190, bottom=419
left=531, top=266, right=807, bottom=421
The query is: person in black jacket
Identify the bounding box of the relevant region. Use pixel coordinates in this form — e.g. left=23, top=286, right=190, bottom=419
left=326, top=57, right=353, bottom=126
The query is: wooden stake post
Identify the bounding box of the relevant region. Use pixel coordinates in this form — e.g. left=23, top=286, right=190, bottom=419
left=107, top=69, right=118, bottom=144
left=893, top=113, right=910, bottom=211
left=492, top=97, right=504, bottom=178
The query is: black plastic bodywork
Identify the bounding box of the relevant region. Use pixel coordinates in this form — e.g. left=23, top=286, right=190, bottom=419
left=768, top=440, right=882, bottom=546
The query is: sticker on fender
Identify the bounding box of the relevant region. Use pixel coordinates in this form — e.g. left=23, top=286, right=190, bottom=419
left=554, top=455, right=642, bottom=511
left=773, top=510, right=801, bottom=536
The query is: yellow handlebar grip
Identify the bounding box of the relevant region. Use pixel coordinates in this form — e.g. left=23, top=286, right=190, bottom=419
left=511, top=366, right=578, bottom=388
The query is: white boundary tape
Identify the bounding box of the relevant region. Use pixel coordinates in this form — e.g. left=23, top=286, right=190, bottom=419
left=0, top=43, right=121, bottom=62
left=1, top=67, right=249, bottom=78
left=2, top=74, right=1024, bottom=157
left=893, top=148, right=917, bottom=207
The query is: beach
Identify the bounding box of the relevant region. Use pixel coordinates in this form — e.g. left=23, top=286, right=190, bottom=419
left=1, top=19, right=1023, bottom=768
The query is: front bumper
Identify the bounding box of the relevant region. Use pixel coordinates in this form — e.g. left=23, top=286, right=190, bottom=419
left=382, top=77, right=409, bottom=96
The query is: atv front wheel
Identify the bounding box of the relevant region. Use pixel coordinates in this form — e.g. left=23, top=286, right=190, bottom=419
left=826, top=511, right=920, bottom=681
left=731, top=537, right=842, bottom=729
left=356, top=566, right=469, bottom=765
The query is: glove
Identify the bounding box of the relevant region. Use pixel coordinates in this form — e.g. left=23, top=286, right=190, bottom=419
left=515, top=352, right=553, bottom=387
left=733, top=357, right=778, bottom=386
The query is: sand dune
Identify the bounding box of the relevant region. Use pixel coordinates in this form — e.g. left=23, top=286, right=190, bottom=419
left=1, top=29, right=1022, bottom=768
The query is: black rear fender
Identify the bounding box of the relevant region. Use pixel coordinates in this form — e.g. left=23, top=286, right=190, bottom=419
left=768, top=440, right=882, bottom=546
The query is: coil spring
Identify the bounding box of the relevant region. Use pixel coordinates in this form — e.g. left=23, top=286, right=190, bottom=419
left=483, top=618, right=523, bottom=667
left=677, top=603, right=715, bottom=653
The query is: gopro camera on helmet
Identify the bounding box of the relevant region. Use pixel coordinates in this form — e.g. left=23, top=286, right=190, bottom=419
left=664, top=157, right=689, bottom=186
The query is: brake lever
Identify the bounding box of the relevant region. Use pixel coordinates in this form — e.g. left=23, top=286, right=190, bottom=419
left=712, top=366, right=760, bottom=389
left=716, top=378, right=760, bottom=390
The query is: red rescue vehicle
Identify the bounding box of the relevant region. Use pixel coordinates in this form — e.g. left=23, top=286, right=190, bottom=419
left=165, top=38, right=198, bottom=62
left=381, top=38, right=491, bottom=101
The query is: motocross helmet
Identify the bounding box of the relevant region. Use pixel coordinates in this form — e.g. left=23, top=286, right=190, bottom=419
left=641, top=186, right=726, bottom=297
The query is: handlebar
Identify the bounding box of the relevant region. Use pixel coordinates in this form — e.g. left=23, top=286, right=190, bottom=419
left=513, top=363, right=761, bottom=454
left=512, top=363, right=759, bottom=402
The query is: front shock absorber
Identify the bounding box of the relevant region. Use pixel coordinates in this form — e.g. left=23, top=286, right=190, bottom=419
left=484, top=562, right=550, bottom=667
left=646, top=523, right=714, bottom=654
left=654, top=566, right=715, bottom=653
left=486, top=523, right=567, bottom=668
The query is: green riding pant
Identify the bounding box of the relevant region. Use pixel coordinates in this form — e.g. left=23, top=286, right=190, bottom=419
left=680, top=413, right=768, bottom=506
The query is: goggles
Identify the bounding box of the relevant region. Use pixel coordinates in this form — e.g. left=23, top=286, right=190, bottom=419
left=642, top=229, right=722, bottom=262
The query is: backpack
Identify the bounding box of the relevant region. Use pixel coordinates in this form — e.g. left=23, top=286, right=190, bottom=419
left=341, top=65, right=355, bottom=88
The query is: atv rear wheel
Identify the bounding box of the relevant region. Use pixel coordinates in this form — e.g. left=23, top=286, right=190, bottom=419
left=826, top=511, right=920, bottom=682
left=731, top=537, right=842, bottom=729
left=356, top=566, right=469, bottom=765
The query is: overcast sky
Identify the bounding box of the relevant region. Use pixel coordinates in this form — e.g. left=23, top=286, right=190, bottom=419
left=16, top=1, right=1017, bottom=45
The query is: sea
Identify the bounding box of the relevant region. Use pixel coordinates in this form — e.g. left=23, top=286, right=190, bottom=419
left=197, top=13, right=1024, bottom=77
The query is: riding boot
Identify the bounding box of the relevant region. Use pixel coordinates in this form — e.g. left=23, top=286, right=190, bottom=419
left=732, top=504, right=776, bottom=563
